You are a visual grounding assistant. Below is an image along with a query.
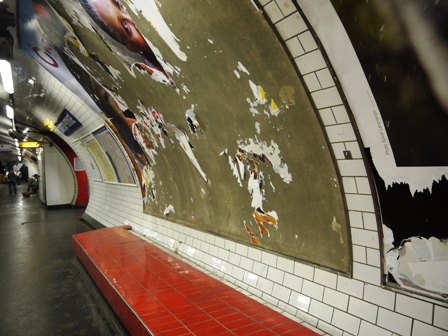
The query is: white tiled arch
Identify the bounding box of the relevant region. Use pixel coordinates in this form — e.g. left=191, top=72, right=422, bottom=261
left=79, top=1, right=448, bottom=335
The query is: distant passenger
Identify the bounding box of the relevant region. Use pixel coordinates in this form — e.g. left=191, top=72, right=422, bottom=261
left=5, top=167, right=17, bottom=195
left=22, top=174, right=39, bottom=197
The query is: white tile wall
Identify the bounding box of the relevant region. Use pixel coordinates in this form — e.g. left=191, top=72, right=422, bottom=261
left=377, top=308, right=412, bottom=336
left=309, top=300, right=334, bottom=323
left=332, top=309, right=361, bottom=335
left=77, top=3, right=448, bottom=336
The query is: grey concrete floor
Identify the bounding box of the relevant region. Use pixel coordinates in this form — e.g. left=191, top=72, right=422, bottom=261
left=0, top=183, right=129, bottom=336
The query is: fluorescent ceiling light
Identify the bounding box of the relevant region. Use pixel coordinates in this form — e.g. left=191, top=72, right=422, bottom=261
left=6, top=105, right=14, bottom=119
left=0, top=60, right=14, bottom=94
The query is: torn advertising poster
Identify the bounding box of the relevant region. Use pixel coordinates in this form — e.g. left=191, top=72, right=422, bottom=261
left=384, top=225, right=448, bottom=298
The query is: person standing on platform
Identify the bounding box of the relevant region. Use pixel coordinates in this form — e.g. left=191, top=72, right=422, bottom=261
left=5, top=167, right=17, bottom=195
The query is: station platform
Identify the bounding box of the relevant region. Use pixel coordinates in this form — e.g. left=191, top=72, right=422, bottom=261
left=73, top=226, right=321, bottom=335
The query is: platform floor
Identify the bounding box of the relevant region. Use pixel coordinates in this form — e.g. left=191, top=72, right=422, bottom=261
left=0, top=183, right=129, bottom=335
left=74, top=226, right=322, bottom=335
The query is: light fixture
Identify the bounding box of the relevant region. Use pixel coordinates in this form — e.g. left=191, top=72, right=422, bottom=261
left=0, top=60, right=14, bottom=94
left=6, top=105, right=14, bottom=119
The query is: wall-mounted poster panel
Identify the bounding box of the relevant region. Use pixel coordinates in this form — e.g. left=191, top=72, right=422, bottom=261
left=327, top=0, right=448, bottom=297
left=80, top=134, right=117, bottom=182
left=20, top=0, right=351, bottom=273
left=92, top=126, right=136, bottom=184
left=72, top=140, right=101, bottom=181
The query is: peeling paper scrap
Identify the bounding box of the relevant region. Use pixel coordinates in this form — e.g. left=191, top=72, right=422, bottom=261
left=163, top=204, right=175, bottom=216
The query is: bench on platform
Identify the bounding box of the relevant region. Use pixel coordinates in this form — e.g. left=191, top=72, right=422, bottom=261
left=73, top=226, right=321, bottom=336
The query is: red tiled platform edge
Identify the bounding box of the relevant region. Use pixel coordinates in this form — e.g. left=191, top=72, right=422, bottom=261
left=73, top=226, right=320, bottom=336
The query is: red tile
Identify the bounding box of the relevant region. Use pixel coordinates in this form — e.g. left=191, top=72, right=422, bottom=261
left=187, top=319, right=221, bottom=333
left=215, top=312, right=247, bottom=324
left=223, top=317, right=256, bottom=331
left=271, top=321, right=305, bottom=334
left=148, top=320, right=185, bottom=334
left=192, top=324, right=229, bottom=335
left=232, top=323, right=266, bottom=335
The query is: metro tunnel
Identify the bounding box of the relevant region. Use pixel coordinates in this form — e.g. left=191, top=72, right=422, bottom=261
left=0, top=0, right=447, bottom=335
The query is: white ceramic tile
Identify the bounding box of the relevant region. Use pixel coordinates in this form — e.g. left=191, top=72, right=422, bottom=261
left=331, top=105, right=350, bottom=124
left=272, top=283, right=292, bottom=302
left=289, top=291, right=311, bottom=312
left=348, top=296, right=378, bottom=323
left=314, top=268, right=337, bottom=289
left=294, top=261, right=314, bottom=280
left=311, top=87, right=343, bottom=109
left=366, top=247, right=381, bottom=267
left=352, top=245, right=366, bottom=263
left=252, top=260, right=269, bottom=277
left=267, top=266, right=285, bottom=284
left=275, top=13, right=308, bottom=40
left=359, top=320, right=392, bottom=336
left=326, top=123, right=357, bottom=143
left=355, top=177, right=371, bottom=194
left=220, top=261, right=233, bottom=274
left=275, top=0, right=296, bottom=16
left=342, top=177, right=357, bottom=193
left=337, top=159, right=367, bottom=177
left=363, top=212, right=378, bottom=231
left=228, top=252, right=241, bottom=266
left=434, top=305, right=448, bottom=331
left=218, top=248, right=230, bottom=261
left=377, top=308, right=412, bottom=336
left=303, top=73, right=322, bottom=92
left=302, top=280, right=324, bottom=301
left=318, top=107, right=336, bottom=126
left=412, top=321, right=448, bottom=336
left=243, top=271, right=259, bottom=287
left=331, top=142, right=346, bottom=160
left=316, top=68, right=334, bottom=89
left=239, top=256, right=254, bottom=271
left=298, top=30, right=318, bottom=52
left=264, top=1, right=284, bottom=24
left=261, top=293, right=279, bottom=307
left=256, top=277, right=274, bottom=295
left=317, top=320, right=343, bottom=336
left=331, top=309, right=361, bottom=336
left=344, top=141, right=363, bottom=159
left=297, top=313, right=319, bottom=329
left=351, top=228, right=379, bottom=249
left=345, top=194, right=375, bottom=212
left=395, top=294, right=432, bottom=324
left=248, top=247, right=262, bottom=261
left=353, top=262, right=381, bottom=286
left=277, top=256, right=294, bottom=273
left=348, top=210, right=363, bottom=229
left=309, top=299, right=334, bottom=323
left=285, top=37, right=305, bottom=57
left=363, top=284, right=395, bottom=310
left=214, top=236, right=225, bottom=248
left=261, top=251, right=277, bottom=267
left=230, top=265, right=245, bottom=281
left=235, top=243, right=248, bottom=256
left=295, top=49, right=326, bottom=75
left=283, top=272, right=303, bottom=291
left=224, top=240, right=236, bottom=252
left=323, top=288, right=349, bottom=311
